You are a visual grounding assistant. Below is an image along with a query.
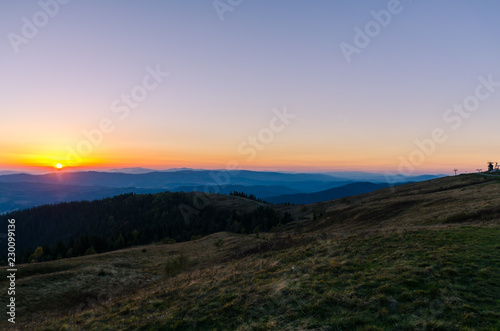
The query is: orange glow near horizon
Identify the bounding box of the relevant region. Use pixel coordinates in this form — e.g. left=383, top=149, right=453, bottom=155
left=0, top=156, right=484, bottom=175
left=0, top=142, right=496, bottom=175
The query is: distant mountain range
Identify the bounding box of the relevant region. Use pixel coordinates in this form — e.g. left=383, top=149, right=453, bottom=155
left=266, top=182, right=402, bottom=204
left=0, top=182, right=165, bottom=214
left=0, top=170, right=26, bottom=176
left=320, top=171, right=447, bottom=183
left=107, top=167, right=199, bottom=174
left=0, top=169, right=445, bottom=213
left=0, top=170, right=349, bottom=191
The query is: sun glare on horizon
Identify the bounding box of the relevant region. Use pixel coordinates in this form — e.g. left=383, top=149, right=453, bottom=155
left=56, top=163, right=63, bottom=169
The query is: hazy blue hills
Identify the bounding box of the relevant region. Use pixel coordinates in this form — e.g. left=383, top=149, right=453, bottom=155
left=108, top=167, right=161, bottom=174
left=0, top=169, right=444, bottom=212
left=0, top=182, right=165, bottom=214
left=266, top=182, right=404, bottom=204
left=0, top=170, right=26, bottom=176
left=0, top=170, right=342, bottom=189
left=321, top=171, right=446, bottom=183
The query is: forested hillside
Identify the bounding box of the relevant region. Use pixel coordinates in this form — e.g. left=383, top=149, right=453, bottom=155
left=1, top=192, right=292, bottom=264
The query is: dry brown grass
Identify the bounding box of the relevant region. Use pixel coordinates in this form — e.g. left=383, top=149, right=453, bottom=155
left=284, top=174, right=500, bottom=235
left=0, top=232, right=265, bottom=330
left=2, top=174, right=499, bottom=330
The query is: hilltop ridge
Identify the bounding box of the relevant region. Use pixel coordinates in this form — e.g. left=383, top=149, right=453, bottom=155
left=1, top=174, right=499, bottom=330
left=284, top=173, right=500, bottom=233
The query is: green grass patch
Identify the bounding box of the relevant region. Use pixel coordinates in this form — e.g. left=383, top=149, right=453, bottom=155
left=23, top=225, right=499, bottom=330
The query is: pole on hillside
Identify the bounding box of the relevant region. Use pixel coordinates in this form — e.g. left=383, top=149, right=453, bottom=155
left=454, top=169, right=458, bottom=176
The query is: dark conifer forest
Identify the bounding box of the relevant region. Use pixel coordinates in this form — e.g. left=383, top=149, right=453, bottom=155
left=1, top=192, right=293, bottom=264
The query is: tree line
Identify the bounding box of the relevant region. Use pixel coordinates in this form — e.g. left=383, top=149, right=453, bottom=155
left=228, top=191, right=295, bottom=206
left=1, top=191, right=293, bottom=264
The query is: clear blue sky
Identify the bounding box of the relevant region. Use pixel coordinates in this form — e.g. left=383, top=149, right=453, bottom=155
left=1, top=0, right=499, bottom=174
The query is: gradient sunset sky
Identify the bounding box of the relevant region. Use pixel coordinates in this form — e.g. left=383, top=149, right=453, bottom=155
left=1, top=0, right=499, bottom=174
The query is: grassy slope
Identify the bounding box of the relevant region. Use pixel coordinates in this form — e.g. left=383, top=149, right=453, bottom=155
left=1, top=174, right=499, bottom=330
left=286, top=173, right=500, bottom=233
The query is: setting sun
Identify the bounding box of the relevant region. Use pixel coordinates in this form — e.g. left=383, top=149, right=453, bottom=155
left=56, top=163, right=63, bottom=169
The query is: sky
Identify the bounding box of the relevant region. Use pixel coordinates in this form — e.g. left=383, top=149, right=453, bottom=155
left=1, top=0, right=499, bottom=175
